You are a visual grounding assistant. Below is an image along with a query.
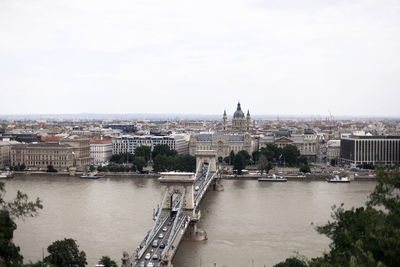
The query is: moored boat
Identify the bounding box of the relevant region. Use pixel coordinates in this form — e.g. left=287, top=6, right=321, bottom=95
left=326, top=175, right=350, bottom=183
left=0, top=171, right=14, bottom=179
left=80, top=172, right=103, bottom=179
left=258, top=174, right=287, bottom=182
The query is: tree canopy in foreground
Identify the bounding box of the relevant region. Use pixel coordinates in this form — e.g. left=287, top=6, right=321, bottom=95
left=274, top=168, right=400, bottom=267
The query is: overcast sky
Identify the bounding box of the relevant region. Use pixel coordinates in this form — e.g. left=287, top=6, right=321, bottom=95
left=1, top=0, right=399, bottom=117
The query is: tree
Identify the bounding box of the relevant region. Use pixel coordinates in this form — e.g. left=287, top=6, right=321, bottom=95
left=297, top=155, right=308, bottom=165
left=152, top=144, right=177, bottom=159
left=330, top=158, right=337, bottom=166
left=252, top=151, right=260, bottom=164
left=153, top=154, right=169, bottom=172
left=23, top=261, right=55, bottom=267
left=257, top=154, right=268, bottom=175
left=281, top=145, right=300, bottom=166
left=312, top=168, right=399, bottom=266
left=299, top=165, right=310, bottom=173
left=274, top=257, right=307, bottom=267
left=233, top=153, right=246, bottom=175
left=98, top=256, right=118, bottom=267
left=45, top=238, right=87, bottom=267
left=237, top=150, right=251, bottom=165
left=109, top=153, right=133, bottom=164
left=133, top=156, right=146, bottom=172
left=47, top=165, right=57, bottom=172
left=134, top=146, right=151, bottom=163
left=0, top=182, right=43, bottom=265
left=265, top=144, right=282, bottom=161
left=275, top=168, right=400, bottom=267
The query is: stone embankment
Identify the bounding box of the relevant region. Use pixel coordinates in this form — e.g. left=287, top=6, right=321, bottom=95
left=12, top=171, right=376, bottom=181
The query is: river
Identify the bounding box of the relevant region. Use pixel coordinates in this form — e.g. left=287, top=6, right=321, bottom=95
left=3, top=176, right=376, bottom=267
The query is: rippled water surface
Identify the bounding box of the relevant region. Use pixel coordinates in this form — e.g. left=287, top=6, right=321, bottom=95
left=4, top=176, right=375, bottom=267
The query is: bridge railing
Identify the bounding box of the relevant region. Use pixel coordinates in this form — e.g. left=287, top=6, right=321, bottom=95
left=195, top=169, right=219, bottom=202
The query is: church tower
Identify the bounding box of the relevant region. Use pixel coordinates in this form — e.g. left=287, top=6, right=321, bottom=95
left=222, top=110, right=227, bottom=131
left=246, top=110, right=251, bottom=131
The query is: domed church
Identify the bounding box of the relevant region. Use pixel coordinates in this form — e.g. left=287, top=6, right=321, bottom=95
left=222, top=102, right=252, bottom=133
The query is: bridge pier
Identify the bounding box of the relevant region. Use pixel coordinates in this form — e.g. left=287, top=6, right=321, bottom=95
left=211, top=178, right=224, bottom=191
left=184, top=221, right=208, bottom=241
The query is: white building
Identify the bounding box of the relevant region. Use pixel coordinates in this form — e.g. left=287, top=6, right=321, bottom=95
left=90, top=139, right=113, bottom=164
left=327, top=140, right=341, bottom=161
left=112, top=135, right=189, bottom=155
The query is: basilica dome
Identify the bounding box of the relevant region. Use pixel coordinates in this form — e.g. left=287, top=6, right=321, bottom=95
left=233, top=102, right=245, bottom=118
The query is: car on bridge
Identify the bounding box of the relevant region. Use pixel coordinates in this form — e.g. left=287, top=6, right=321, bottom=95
left=158, top=233, right=164, bottom=239
left=152, top=254, right=159, bottom=260
left=195, top=185, right=200, bottom=191
left=147, top=263, right=154, bottom=267
left=145, top=253, right=151, bottom=260
left=139, top=261, right=146, bottom=267
left=160, top=242, right=165, bottom=249
left=162, top=226, right=167, bottom=232
left=152, top=239, right=159, bottom=247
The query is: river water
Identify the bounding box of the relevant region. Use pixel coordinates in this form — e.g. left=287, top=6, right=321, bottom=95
left=3, top=176, right=376, bottom=267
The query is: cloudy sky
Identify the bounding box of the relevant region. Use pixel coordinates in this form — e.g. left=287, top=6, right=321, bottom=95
left=1, top=0, right=399, bottom=117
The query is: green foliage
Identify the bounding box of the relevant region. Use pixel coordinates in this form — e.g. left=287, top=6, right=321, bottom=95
left=134, top=146, right=151, bottom=162
left=274, top=257, right=308, bottom=267
left=298, top=155, right=308, bottom=165
left=98, top=256, right=118, bottom=267
left=0, top=210, right=22, bottom=266
left=12, top=163, right=26, bottom=171
left=281, top=145, right=300, bottom=166
left=286, top=168, right=400, bottom=267
left=237, top=150, right=251, bottom=165
left=110, top=153, right=133, bottom=164
left=153, top=154, right=196, bottom=173
left=0, top=182, right=43, bottom=219
left=223, top=150, right=235, bottom=165
left=233, top=152, right=246, bottom=175
left=23, top=260, right=55, bottom=267
left=133, top=156, right=146, bottom=172
left=152, top=144, right=177, bottom=159
left=46, top=165, right=57, bottom=172
left=45, top=238, right=87, bottom=267
left=89, top=165, right=95, bottom=172
left=0, top=182, right=43, bottom=265
left=330, top=158, right=337, bottom=166
left=358, top=163, right=375, bottom=170
left=299, top=165, right=311, bottom=173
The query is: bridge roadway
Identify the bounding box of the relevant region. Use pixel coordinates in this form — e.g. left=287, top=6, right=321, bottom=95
left=135, top=213, right=188, bottom=267
left=126, top=155, right=219, bottom=267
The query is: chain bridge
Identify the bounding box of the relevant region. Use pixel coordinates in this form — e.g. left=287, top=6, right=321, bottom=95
left=122, top=150, right=222, bottom=267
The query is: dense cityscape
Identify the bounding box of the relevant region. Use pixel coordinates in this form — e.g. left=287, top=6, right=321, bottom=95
left=1, top=102, right=399, bottom=175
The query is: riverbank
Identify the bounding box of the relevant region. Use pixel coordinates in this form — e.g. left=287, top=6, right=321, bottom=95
left=11, top=171, right=377, bottom=181
left=12, top=171, right=160, bottom=178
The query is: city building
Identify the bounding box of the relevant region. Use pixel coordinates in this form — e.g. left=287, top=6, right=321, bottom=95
left=258, top=130, right=319, bottom=162
left=222, top=102, right=252, bottom=133
left=340, top=135, right=400, bottom=166
left=11, top=143, right=74, bottom=170
left=189, top=132, right=252, bottom=160
left=0, top=141, right=11, bottom=169
left=327, top=140, right=341, bottom=162
left=112, top=135, right=189, bottom=155
left=59, top=138, right=91, bottom=169
left=90, top=139, right=113, bottom=164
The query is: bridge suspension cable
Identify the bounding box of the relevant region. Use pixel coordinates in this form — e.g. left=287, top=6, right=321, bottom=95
left=146, top=187, right=169, bottom=247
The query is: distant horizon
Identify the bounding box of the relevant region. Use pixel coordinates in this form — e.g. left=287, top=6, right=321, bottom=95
left=0, top=112, right=399, bottom=121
